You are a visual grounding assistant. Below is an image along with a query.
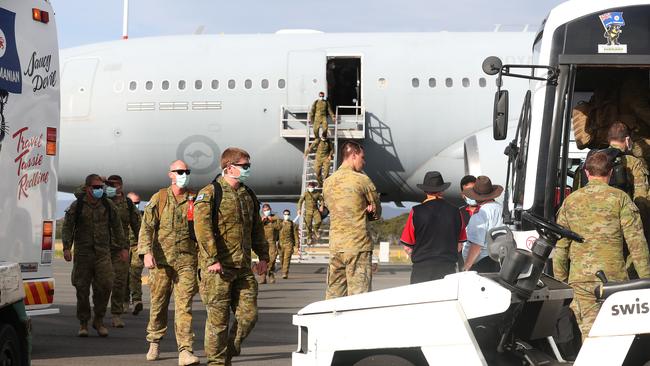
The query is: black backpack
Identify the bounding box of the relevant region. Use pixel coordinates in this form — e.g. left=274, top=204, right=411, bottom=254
left=576, top=147, right=630, bottom=193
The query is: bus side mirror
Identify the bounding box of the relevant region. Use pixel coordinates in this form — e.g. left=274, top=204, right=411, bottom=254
left=493, top=90, right=509, bottom=140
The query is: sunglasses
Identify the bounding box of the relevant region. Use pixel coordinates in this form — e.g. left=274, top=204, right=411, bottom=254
left=90, top=185, right=104, bottom=189
left=171, top=169, right=191, bottom=175
left=231, top=163, right=251, bottom=170
left=133, top=201, right=141, bottom=205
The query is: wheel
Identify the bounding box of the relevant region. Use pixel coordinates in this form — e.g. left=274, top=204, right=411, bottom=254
left=0, top=324, right=21, bottom=366
left=353, top=354, right=417, bottom=366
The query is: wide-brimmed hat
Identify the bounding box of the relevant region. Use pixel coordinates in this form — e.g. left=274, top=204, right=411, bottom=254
left=416, top=171, right=450, bottom=192
left=463, top=175, right=503, bottom=201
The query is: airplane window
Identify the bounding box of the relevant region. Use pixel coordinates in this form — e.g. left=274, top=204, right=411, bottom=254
left=178, top=80, right=186, bottom=90
left=211, top=80, right=219, bottom=89
left=479, top=78, right=487, bottom=87
left=195, top=80, right=203, bottom=90
left=245, top=79, right=252, bottom=89
left=445, top=78, right=453, bottom=87
left=378, top=78, right=387, bottom=89
left=228, top=79, right=236, bottom=89
left=162, top=80, right=170, bottom=90
left=278, top=79, right=286, bottom=89
left=129, top=81, right=137, bottom=91
left=428, top=78, right=436, bottom=88
left=411, top=78, right=419, bottom=88
left=462, top=78, right=470, bottom=87
left=261, top=79, right=269, bottom=89
left=145, top=81, right=153, bottom=90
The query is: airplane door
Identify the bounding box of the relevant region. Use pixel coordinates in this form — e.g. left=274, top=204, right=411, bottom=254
left=61, top=58, right=98, bottom=119
left=287, top=51, right=326, bottom=106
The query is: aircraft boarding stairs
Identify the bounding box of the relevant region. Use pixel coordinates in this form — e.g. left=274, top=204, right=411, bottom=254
left=281, top=105, right=365, bottom=263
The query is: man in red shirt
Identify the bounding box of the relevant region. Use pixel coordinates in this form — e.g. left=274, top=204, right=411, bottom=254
left=400, top=171, right=464, bottom=284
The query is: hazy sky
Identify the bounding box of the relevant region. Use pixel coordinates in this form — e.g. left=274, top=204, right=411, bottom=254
left=53, top=0, right=566, bottom=49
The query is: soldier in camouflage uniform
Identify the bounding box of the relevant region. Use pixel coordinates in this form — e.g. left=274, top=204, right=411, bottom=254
left=279, top=209, right=300, bottom=279
left=309, top=91, right=335, bottom=139
left=260, top=203, right=281, bottom=284
left=323, top=141, right=381, bottom=299
left=194, top=147, right=269, bottom=366
left=554, top=152, right=650, bottom=341
left=298, top=181, right=323, bottom=242
left=306, top=133, right=335, bottom=186
left=138, top=160, right=200, bottom=365
left=105, top=175, right=141, bottom=328
left=62, top=174, right=127, bottom=338
left=126, top=191, right=144, bottom=315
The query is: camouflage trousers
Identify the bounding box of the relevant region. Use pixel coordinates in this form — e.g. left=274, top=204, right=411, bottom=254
left=303, top=208, right=322, bottom=240
left=147, top=258, right=198, bottom=352
left=313, top=117, right=328, bottom=139
left=571, top=294, right=602, bottom=341
left=110, top=252, right=129, bottom=315
left=129, top=246, right=144, bottom=302
left=267, top=241, right=278, bottom=274
left=199, top=266, right=259, bottom=366
left=326, top=251, right=372, bottom=299
left=313, top=156, right=332, bottom=186
left=71, top=253, right=113, bottom=323
left=279, top=245, right=294, bottom=276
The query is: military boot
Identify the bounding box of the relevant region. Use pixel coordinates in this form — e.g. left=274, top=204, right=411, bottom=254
left=259, top=273, right=267, bottom=284
left=269, top=272, right=276, bottom=284
left=146, top=342, right=160, bottom=361
left=78, top=322, right=88, bottom=337
left=282, top=274, right=288, bottom=279
left=111, top=314, right=125, bottom=328
left=122, top=302, right=131, bottom=314
left=92, top=319, right=109, bottom=337
left=178, top=350, right=200, bottom=365
left=132, top=301, right=143, bottom=315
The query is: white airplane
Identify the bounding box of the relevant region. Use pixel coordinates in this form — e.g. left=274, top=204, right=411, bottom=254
left=58, top=31, right=532, bottom=202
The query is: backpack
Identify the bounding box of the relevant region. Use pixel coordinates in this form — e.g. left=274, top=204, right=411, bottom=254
left=209, top=176, right=260, bottom=223
left=576, top=147, right=630, bottom=193
left=73, top=195, right=114, bottom=244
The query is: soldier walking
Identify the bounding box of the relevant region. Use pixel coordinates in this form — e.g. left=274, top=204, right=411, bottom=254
left=105, top=175, right=141, bottom=328
left=126, top=191, right=145, bottom=315
left=62, top=174, right=127, bottom=337
left=279, top=209, right=300, bottom=279
left=306, top=134, right=335, bottom=186
left=138, top=160, right=200, bottom=365
left=298, top=182, right=323, bottom=243
left=323, top=141, right=381, bottom=299
left=554, top=152, right=650, bottom=340
left=260, top=203, right=281, bottom=284
left=308, top=91, right=335, bottom=139
left=194, top=147, right=269, bottom=366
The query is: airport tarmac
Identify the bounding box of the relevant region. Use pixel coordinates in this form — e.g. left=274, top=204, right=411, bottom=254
left=31, top=259, right=411, bottom=366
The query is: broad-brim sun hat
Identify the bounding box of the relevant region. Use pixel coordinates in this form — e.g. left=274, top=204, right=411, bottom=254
left=462, top=175, right=503, bottom=201
left=416, top=171, right=451, bottom=193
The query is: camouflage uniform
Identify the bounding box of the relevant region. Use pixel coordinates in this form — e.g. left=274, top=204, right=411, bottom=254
left=323, top=165, right=381, bottom=299
left=309, top=99, right=335, bottom=139
left=194, top=177, right=269, bottom=366
left=554, top=180, right=650, bottom=340
left=261, top=215, right=281, bottom=283
left=278, top=219, right=299, bottom=277
left=110, top=195, right=141, bottom=315
left=62, top=194, right=126, bottom=324
left=309, top=139, right=334, bottom=186
left=128, top=211, right=144, bottom=303
left=138, top=187, right=198, bottom=353
left=298, top=191, right=323, bottom=240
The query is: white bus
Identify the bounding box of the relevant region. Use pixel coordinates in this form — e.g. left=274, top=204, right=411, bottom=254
left=0, top=0, right=59, bottom=364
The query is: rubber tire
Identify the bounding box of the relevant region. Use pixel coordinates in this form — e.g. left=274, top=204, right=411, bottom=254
left=0, top=324, right=21, bottom=366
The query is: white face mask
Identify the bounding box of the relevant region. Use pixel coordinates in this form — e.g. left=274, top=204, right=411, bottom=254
left=307, top=187, right=315, bottom=193
left=284, top=214, right=291, bottom=221
left=175, top=173, right=189, bottom=188
left=464, top=196, right=477, bottom=206
left=263, top=210, right=271, bottom=217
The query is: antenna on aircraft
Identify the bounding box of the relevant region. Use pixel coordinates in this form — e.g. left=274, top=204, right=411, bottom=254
left=122, top=0, right=129, bottom=40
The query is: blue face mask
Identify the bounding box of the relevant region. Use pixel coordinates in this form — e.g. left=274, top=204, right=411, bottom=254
left=237, top=166, right=251, bottom=183
left=92, top=188, right=104, bottom=199
left=105, top=186, right=117, bottom=198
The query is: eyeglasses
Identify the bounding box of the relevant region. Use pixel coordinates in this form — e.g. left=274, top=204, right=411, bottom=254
left=171, top=169, right=191, bottom=175
left=90, top=185, right=104, bottom=189
left=231, top=163, right=251, bottom=170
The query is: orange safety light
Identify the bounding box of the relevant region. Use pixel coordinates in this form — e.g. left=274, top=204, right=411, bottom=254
left=32, top=8, right=49, bottom=24
left=46, top=127, right=56, bottom=156
left=42, top=221, right=53, bottom=251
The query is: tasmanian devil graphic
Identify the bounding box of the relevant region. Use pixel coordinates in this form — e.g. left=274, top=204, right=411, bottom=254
left=0, top=89, right=8, bottom=153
